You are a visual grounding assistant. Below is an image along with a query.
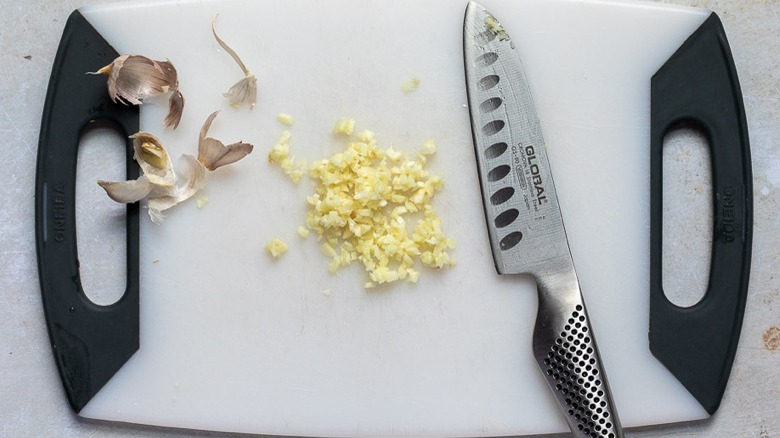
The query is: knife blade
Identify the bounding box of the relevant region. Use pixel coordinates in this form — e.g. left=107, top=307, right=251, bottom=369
left=463, top=3, right=623, bottom=437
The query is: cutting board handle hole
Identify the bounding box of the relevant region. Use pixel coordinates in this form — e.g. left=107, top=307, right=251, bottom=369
left=661, top=123, right=713, bottom=308
left=75, top=123, right=128, bottom=306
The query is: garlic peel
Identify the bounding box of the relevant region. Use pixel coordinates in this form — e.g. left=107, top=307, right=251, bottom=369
left=146, top=154, right=207, bottom=224
left=97, top=177, right=153, bottom=203
left=98, top=132, right=180, bottom=206
left=144, top=173, right=177, bottom=195
left=91, top=55, right=185, bottom=129
left=99, top=111, right=252, bottom=224
left=212, top=15, right=257, bottom=109
left=165, top=89, right=185, bottom=129
left=197, top=111, right=254, bottom=171
left=131, top=132, right=176, bottom=183
left=223, top=76, right=257, bottom=109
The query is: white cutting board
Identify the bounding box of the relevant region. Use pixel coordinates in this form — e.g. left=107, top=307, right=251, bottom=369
left=75, top=0, right=710, bottom=435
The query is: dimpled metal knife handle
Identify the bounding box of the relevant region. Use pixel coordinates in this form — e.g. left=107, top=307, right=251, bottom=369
left=534, top=273, right=623, bottom=438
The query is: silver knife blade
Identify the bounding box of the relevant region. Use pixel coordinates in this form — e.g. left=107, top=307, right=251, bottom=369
left=464, top=3, right=624, bottom=437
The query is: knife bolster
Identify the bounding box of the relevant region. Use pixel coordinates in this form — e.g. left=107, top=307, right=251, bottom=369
left=533, top=274, right=624, bottom=438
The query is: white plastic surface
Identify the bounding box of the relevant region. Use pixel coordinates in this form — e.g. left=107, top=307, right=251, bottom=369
left=77, top=0, right=710, bottom=436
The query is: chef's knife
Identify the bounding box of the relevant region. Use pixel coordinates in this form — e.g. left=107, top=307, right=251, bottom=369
left=463, top=3, right=623, bottom=437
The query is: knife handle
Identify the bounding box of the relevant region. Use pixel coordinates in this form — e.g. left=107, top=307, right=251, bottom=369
left=35, top=10, right=140, bottom=412
left=650, top=13, right=752, bottom=415
left=534, top=276, right=623, bottom=438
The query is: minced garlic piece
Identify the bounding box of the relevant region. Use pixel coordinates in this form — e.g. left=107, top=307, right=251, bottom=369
left=265, top=238, right=288, bottom=258
left=268, top=130, right=307, bottom=183
left=333, top=118, right=356, bottom=135
left=196, top=196, right=209, bottom=208
left=269, top=122, right=455, bottom=287
left=297, top=226, right=310, bottom=238
left=484, top=14, right=510, bottom=41
left=276, top=113, right=294, bottom=126
left=401, top=76, right=420, bottom=93
left=420, top=139, right=436, bottom=156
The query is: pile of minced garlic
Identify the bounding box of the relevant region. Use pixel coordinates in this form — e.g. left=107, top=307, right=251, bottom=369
left=268, top=118, right=455, bottom=288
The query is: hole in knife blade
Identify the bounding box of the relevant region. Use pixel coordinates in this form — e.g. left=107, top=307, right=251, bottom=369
left=475, top=30, right=497, bottom=45
left=76, top=123, right=128, bottom=306
left=476, top=52, right=499, bottom=67
left=500, top=231, right=523, bottom=250
left=481, top=119, right=505, bottom=136
left=479, top=97, right=503, bottom=113
left=662, top=124, right=712, bottom=308
left=494, top=208, right=519, bottom=228
left=487, top=164, right=511, bottom=182
left=490, top=186, right=514, bottom=205
left=477, top=74, right=500, bottom=91
left=485, top=142, right=508, bottom=159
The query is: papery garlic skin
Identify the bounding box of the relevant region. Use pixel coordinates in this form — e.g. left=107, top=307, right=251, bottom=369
left=139, top=140, right=169, bottom=170
left=99, top=132, right=178, bottom=204
left=98, top=176, right=155, bottom=203
left=131, top=132, right=177, bottom=187
left=165, top=89, right=185, bottom=130
left=146, top=154, right=208, bottom=224
left=96, top=132, right=194, bottom=223
left=223, top=75, right=257, bottom=109
left=91, top=55, right=185, bottom=129
left=212, top=15, right=257, bottom=109
left=98, top=113, right=254, bottom=224
left=197, top=111, right=254, bottom=171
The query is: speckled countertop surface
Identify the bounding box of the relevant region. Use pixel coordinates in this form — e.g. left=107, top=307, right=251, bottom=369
left=1, top=0, right=777, bottom=436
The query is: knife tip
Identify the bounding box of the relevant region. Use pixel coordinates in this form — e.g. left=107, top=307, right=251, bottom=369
left=466, top=1, right=483, bottom=13
left=465, top=1, right=487, bottom=30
